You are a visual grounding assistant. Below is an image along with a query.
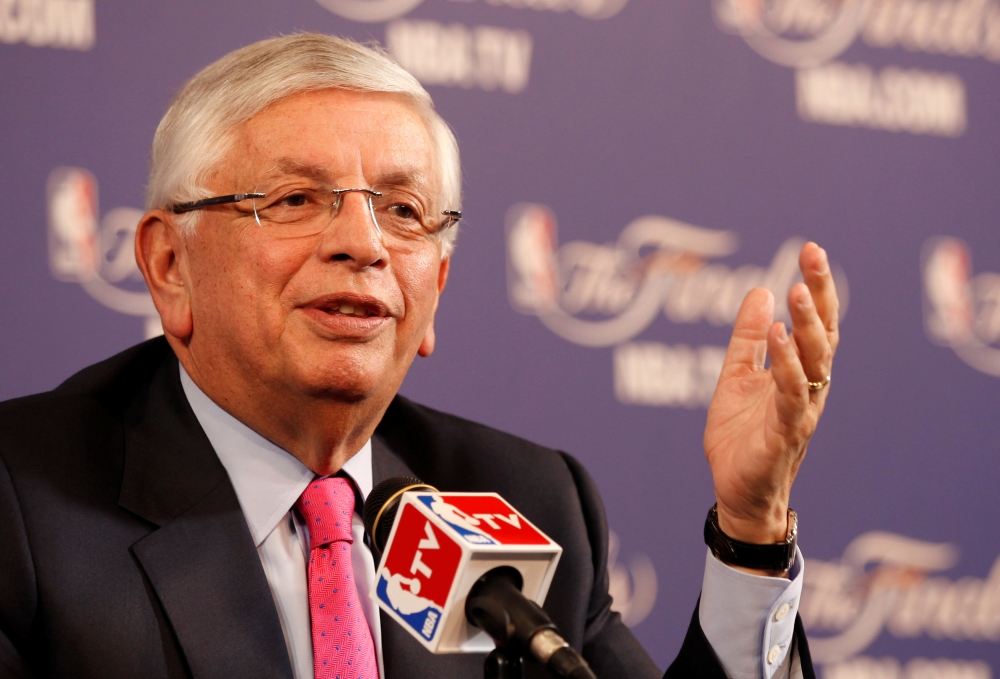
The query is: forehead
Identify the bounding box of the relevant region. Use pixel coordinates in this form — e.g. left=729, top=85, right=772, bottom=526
left=222, top=89, right=439, bottom=190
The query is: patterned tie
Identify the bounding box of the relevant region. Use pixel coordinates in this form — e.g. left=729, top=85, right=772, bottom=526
left=296, top=477, right=378, bottom=679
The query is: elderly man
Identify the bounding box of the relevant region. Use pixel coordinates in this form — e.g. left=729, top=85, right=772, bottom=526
left=0, top=34, right=838, bottom=679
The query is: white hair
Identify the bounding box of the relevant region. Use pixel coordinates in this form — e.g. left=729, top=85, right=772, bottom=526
left=147, top=33, right=462, bottom=256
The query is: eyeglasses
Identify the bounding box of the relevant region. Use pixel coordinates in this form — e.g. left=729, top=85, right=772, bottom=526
left=171, top=184, right=461, bottom=242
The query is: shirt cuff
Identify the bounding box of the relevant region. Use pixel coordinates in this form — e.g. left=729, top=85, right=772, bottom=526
left=698, top=547, right=804, bottom=679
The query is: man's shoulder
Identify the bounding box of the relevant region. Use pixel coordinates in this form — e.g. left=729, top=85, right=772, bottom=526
left=0, top=338, right=173, bottom=462
left=377, top=395, right=595, bottom=512
left=379, top=394, right=563, bottom=466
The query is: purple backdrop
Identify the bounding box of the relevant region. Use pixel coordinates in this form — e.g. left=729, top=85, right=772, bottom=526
left=3, top=1, right=1000, bottom=676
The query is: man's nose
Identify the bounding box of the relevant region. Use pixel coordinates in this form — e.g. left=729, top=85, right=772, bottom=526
left=318, top=191, right=387, bottom=269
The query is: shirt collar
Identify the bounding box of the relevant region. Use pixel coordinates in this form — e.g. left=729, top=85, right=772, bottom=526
left=179, top=365, right=373, bottom=547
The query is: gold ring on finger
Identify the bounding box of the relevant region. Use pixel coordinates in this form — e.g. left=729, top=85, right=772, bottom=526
left=808, top=374, right=831, bottom=392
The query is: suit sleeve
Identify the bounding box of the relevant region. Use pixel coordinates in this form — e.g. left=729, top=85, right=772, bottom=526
left=662, top=604, right=728, bottom=679
left=664, top=587, right=816, bottom=679
left=663, top=611, right=815, bottom=679
left=559, top=452, right=817, bottom=679
left=559, top=452, right=661, bottom=678
left=0, top=451, right=37, bottom=679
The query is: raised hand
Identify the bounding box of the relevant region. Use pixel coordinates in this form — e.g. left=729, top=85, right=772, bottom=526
left=703, top=242, right=839, bottom=570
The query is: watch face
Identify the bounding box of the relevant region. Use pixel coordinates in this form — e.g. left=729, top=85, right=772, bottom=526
left=786, top=509, right=799, bottom=541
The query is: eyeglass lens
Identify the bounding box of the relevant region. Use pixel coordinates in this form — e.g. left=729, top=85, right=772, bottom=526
left=250, top=184, right=455, bottom=240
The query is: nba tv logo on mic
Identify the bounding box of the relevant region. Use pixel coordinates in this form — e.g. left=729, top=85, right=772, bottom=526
left=371, top=492, right=562, bottom=653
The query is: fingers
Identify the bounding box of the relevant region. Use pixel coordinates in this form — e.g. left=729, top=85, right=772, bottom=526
left=723, top=243, right=839, bottom=398
left=720, top=287, right=775, bottom=376
left=799, top=242, right=840, bottom=354
left=767, top=321, right=809, bottom=429
left=787, top=243, right=839, bottom=398
left=787, top=282, right=832, bottom=385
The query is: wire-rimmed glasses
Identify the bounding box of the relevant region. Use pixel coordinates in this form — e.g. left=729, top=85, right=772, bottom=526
left=171, top=183, right=461, bottom=242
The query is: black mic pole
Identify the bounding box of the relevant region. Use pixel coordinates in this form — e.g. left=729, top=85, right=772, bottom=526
left=484, top=648, right=522, bottom=679
left=468, top=567, right=530, bottom=679
left=466, top=567, right=597, bottom=679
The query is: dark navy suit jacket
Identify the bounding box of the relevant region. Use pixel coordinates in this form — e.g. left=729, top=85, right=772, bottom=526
left=0, top=338, right=814, bottom=678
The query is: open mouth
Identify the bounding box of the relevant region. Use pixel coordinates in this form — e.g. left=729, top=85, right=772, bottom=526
left=307, top=295, right=391, bottom=320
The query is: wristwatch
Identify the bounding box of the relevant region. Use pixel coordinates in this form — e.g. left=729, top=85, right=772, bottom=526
left=703, top=504, right=798, bottom=572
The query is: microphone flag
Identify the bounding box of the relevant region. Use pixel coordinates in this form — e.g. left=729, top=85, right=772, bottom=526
left=370, top=491, right=562, bottom=653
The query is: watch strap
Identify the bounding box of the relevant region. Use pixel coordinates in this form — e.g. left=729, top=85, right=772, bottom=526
left=703, top=504, right=797, bottom=572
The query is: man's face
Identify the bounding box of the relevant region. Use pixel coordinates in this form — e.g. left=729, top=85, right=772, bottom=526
left=178, top=89, right=450, bottom=405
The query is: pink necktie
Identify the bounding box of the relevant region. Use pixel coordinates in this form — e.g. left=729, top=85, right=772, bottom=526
left=296, top=477, right=377, bottom=679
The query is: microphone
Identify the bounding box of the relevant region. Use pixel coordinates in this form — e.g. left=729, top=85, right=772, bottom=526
left=364, top=477, right=597, bottom=679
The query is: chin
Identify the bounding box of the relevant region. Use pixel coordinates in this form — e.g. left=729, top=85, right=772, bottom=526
left=287, top=351, right=397, bottom=404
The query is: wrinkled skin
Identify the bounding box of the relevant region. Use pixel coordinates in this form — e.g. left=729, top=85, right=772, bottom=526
left=135, top=89, right=451, bottom=474
left=705, top=242, right=839, bottom=573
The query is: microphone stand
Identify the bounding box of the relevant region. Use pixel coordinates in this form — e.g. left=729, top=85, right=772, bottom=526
left=485, top=648, right=523, bottom=679
left=468, top=567, right=596, bottom=679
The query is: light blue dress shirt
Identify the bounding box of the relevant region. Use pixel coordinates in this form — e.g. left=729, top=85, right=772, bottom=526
left=180, top=366, right=802, bottom=679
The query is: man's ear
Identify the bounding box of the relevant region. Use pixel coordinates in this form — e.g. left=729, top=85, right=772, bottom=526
left=134, top=210, right=193, bottom=340
left=417, top=256, right=450, bottom=358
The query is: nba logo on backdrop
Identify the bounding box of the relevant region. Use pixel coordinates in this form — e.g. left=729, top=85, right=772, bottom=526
left=506, top=204, right=560, bottom=316
left=48, top=167, right=99, bottom=281
left=46, top=167, right=160, bottom=338
left=923, top=237, right=1000, bottom=377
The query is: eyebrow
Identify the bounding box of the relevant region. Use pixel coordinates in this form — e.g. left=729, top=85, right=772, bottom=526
left=262, top=159, right=435, bottom=193
left=374, top=170, right=432, bottom=191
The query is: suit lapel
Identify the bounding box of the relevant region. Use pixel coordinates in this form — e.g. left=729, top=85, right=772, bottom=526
left=119, top=353, right=292, bottom=679
left=130, top=479, right=292, bottom=679
left=371, top=433, right=419, bottom=487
